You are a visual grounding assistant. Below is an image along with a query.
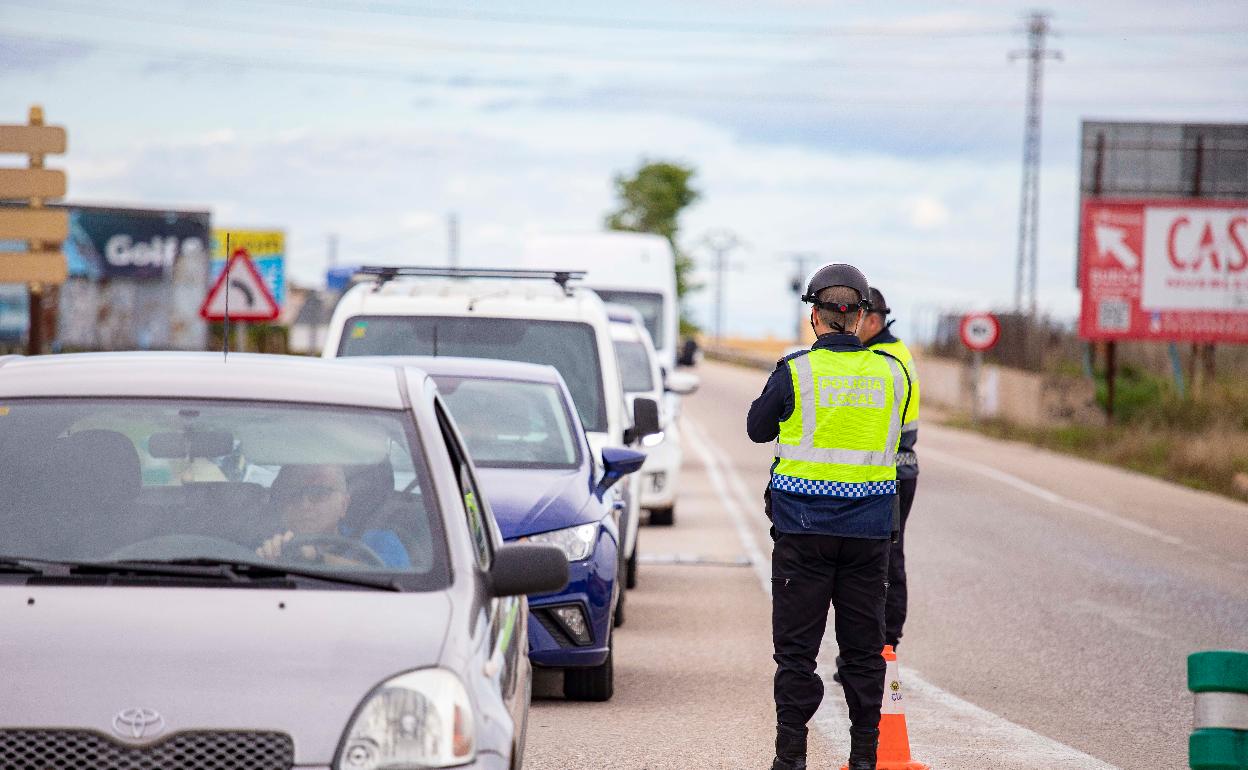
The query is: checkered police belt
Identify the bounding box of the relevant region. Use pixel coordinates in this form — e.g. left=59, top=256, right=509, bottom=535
left=770, top=473, right=897, bottom=498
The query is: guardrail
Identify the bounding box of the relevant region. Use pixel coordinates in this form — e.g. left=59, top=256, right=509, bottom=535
left=1190, top=650, right=1248, bottom=769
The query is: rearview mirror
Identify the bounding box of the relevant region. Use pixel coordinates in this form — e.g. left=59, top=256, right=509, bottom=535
left=148, top=431, right=234, bottom=459
left=677, top=338, right=700, bottom=367
left=595, top=446, right=647, bottom=500
left=628, top=397, right=661, bottom=444
left=488, top=543, right=569, bottom=597
left=664, top=371, right=700, bottom=395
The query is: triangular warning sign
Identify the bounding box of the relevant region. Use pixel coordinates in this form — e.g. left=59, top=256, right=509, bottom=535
left=199, top=248, right=280, bottom=321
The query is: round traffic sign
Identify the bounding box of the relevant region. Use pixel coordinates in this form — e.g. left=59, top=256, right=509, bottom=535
left=960, top=312, right=1000, bottom=351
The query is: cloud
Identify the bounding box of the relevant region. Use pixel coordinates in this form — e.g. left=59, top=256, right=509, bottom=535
left=0, top=35, right=94, bottom=74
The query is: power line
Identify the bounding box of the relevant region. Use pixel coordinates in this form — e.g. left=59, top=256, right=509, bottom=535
left=4, top=30, right=1244, bottom=110
left=230, top=0, right=1248, bottom=39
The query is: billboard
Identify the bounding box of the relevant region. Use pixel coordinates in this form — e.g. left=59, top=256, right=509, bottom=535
left=65, top=207, right=210, bottom=280
left=1078, top=198, right=1248, bottom=342
left=211, top=229, right=285, bottom=310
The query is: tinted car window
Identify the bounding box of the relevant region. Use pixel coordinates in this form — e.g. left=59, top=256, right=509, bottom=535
left=433, top=377, right=580, bottom=469
left=338, top=316, right=607, bottom=433
left=614, top=340, right=655, bottom=393
left=0, top=399, right=448, bottom=588
left=594, top=289, right=664, bottom=347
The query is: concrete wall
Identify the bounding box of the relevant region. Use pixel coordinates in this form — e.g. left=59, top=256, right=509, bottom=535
left=915, top=352, right=1101, bottom=427
left=706, top=344, right=1101, bottom=427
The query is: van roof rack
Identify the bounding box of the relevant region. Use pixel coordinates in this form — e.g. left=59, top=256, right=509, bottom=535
left=355, top=266, right=586, bottom=294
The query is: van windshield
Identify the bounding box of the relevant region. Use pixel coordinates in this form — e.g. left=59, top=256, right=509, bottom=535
left=614, top=341, right=655, bottom=393
left=593, top=290, right=664, bottom=348
left=338, top=316, right=608, bottom=434
left=0, top=399, right=449, bottom=589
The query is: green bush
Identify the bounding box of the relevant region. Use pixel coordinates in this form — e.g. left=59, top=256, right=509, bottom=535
left=1095, top=364, right=1165, bottom=422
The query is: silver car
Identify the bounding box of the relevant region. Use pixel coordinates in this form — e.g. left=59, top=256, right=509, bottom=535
left=0, top=352, right=567, bottom=770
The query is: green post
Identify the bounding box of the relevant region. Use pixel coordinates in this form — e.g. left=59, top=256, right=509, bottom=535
left=1189, top=651, right=1248, bottom=769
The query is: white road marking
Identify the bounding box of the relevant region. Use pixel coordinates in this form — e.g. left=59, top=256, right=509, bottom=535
left=684, top=416, right=1121, bottom=770
left=924, top=448, right=1198, bottom=553
left=681, top=417, right=771, bottom=595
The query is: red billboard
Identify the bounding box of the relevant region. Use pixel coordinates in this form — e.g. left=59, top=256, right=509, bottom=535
left=1079, top=198, right=1248, bottom=342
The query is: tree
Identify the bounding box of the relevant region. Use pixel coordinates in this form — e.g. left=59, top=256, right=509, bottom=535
left=604, top=160, right=702, bottom=326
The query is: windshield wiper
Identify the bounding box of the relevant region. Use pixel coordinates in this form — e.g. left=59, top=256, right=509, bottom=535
left=97, top=558, right=403, bottom=592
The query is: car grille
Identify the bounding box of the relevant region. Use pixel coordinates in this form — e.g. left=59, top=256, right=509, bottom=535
left=0, top=729, right=294, bottom=770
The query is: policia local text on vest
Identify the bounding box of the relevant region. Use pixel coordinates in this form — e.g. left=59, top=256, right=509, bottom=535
left=747, top=264, right=912, bottom=770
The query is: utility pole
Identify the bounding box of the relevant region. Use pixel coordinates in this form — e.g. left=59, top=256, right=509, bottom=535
left=326, top=233, right=338, bottom=268
left=1010, top=11, right=1060, bottom=319
left=447, top=212, right=460, bottom=267
left=699, top=229, right=743, bottom=345
left=787, top=252, right=817, bottom=344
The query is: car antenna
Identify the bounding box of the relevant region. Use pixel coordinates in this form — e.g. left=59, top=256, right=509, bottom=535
left=222, top=233, right=231, bottom=362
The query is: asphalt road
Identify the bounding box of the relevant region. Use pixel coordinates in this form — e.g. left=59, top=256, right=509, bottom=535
left=525, top=359, right=1248, bottom=770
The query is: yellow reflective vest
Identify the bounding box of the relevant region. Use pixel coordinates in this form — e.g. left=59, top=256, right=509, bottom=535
left=771, top=348, right=911, bottom=497
left=868, top=337, right=920, bottom=473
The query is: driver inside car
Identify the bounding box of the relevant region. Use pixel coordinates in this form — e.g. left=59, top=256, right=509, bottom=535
left=256, top=464, right=410, bottom=569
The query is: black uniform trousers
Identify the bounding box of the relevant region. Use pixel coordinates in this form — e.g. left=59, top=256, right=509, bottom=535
left=884, top=477, right=918, bottom=649
left=771, top=532, right=888, bottom=736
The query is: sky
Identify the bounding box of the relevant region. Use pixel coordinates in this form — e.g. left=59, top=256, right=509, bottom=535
left=3, top=0, right=1247, bottom=341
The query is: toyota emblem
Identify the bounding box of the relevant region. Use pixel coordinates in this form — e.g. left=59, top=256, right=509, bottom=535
left=112, top=707, right=165, bottom=740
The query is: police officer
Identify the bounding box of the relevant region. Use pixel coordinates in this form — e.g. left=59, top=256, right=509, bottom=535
left=747, top=264, right=911, bottom=770
left=859, top=287, right=920, bottom=651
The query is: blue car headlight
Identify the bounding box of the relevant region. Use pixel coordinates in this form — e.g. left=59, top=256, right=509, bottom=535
left=528, top=522, right=598, bottom=562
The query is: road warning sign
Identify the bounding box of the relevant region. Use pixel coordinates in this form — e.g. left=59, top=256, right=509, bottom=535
left=199, top=248, right=280, bottom=321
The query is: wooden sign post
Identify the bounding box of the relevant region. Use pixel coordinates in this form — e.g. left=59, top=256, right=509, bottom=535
left=0, top=105, right=68, bottom=354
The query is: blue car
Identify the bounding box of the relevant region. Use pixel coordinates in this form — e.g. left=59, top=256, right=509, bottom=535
left=373, top=357, right=643, bottom=702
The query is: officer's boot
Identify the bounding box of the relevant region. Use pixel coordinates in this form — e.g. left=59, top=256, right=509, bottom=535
left=770, top=725, right=807, bottom=770
left=846, top=728, right=878, bottom=770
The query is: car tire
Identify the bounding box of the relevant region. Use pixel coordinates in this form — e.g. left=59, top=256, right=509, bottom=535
left=648, top=506, right=674, bottom=526
left=613, top=566, right=626, bottom=627
left=563, top=635, right=614, bottom=702
left=625, top=540, right=638, bottom=589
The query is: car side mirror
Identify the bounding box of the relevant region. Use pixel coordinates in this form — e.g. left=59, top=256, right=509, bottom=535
left=677, top=338, right=700, bottom=367
left=488, top=543, right=569, bottom=597
left=594, top=446, right=647, bottom=500
left=664, top=371, right=700, bottom=395
left=629, top=397, right=661, bottom=444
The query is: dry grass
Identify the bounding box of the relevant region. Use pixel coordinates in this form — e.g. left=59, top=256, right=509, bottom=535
left=946, top=415, right=1248, bottom=501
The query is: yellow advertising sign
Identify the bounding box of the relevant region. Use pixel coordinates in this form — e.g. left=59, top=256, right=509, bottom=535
left=212, top=229, right=284, bottom=260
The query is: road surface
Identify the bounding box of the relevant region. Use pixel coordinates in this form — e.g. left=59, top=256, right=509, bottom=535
left=525, top=359, right=1248, bottom=769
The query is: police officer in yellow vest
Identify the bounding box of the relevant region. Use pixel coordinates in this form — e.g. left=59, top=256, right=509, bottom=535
left=747, top=264, right=911, bottom=770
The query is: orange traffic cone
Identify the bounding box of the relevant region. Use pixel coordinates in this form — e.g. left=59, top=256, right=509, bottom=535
left=841, top=645, right=929, bottom=770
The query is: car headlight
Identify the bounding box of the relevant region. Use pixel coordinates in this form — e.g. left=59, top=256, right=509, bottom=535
left=336, top=668, right=475, bottom=770
left=528, top=522, right=598, bottom=561
left=642, top=430, right=666, bottom=448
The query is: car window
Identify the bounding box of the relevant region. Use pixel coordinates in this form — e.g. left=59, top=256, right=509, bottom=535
left=614, top=340, right=655, bottom=393
left=338, top=316, right=608, bottom=434
left=436, top=402, right=492, bottom=569
left=594, top=289, right=664, bottom=347
left=0, top=398, right=449, bottom=587
left=432, top=376, right=580, bottom=469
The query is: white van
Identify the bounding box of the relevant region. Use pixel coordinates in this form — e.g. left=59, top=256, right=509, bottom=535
left=606, top=307, right=698, bottom=526
left=322, top=267, right=659, bottom=612
left=521, top=233, right=679, bottom=373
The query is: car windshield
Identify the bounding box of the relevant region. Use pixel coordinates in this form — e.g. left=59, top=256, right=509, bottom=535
left=594, top=290, right=664, bottom=348
left=433, top=377, right=581, bottom=469
left=0, top=399, right=448, bottom=588
left=338, top=316, right=607, bottom=434
left=614, top=340, right=655, bottom=393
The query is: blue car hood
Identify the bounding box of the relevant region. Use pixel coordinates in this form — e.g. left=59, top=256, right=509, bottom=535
left=475, top=466, right=595, bottom=539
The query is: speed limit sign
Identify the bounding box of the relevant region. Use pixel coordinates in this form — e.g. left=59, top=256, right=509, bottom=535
left=960, top=312, right=1000, bottom=351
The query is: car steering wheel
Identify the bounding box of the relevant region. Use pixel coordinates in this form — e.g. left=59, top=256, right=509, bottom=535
left=282, top=533, right=388, bottom=568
